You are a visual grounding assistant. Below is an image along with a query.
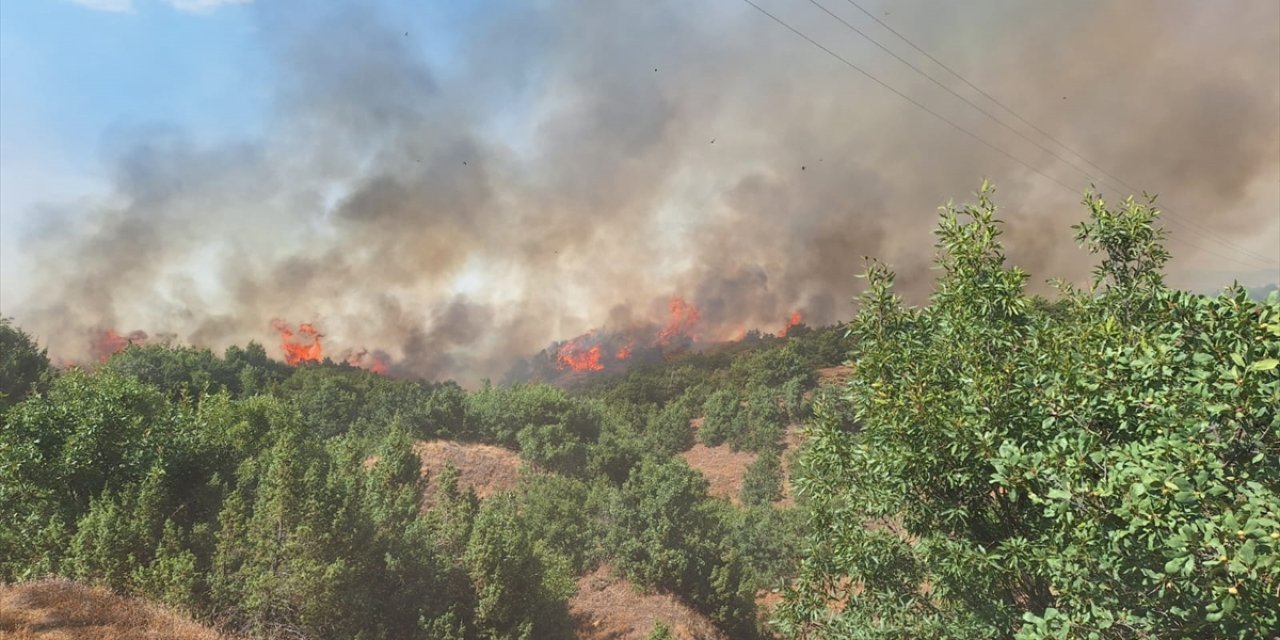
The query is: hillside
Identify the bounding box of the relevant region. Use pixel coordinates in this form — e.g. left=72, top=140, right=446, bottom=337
left=0, top=579, right=229, bottom=640
left=0, top=315, right=849, bottom=640
left=570, top=566, right=729, bottom=640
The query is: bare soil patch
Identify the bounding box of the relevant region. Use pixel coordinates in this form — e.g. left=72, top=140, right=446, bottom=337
left=815, top=365, right=853, bottom=386
left=682, top=424, right=804, bottom=506
left=414, top=439, right=523, bottom=500
left=0, top=579, right=228, bottom=640
left=569, top=566, right=727, bottom=640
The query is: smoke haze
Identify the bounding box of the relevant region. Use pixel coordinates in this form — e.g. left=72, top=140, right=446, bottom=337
left=4, top=0, right=1278, bottom=383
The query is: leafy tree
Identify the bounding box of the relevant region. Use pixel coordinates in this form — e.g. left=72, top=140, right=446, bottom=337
left=779, top=186, right=1280, bottom=639
left=700, top=388, right=743, bottom=447
left=726, top=503, right=805, bottom=592
left=0, top=317, right=52, bottom=414
left=465, top=384, right=599, bottom=448
left=1, top=370, right=170, bottom=523
left=517, top=422, right=588, bottom=476
left=646, top=400, right=697, bottom=455
left=513, top=473, right=608, bottom=574
left=741, top=386, right=787, bottom=453
left=606, top=458, right=759, bottom=637
left=588, top=406, right=650, bottom=484
left=742, top=448, right=784, bottom=506
left=463, top=494, right=575, bottom=639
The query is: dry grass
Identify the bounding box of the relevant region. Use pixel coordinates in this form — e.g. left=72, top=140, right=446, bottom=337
left=679, top=441, right=758, bottom=505
left=814, top=365, right=853, bottom=386
left=0, top=579, right=228, bottom=640
left=569, top=566, right=728, bottom=640
left=414, top=439, right=523, bottom=502
left=681, top=423, right=803, bottom=507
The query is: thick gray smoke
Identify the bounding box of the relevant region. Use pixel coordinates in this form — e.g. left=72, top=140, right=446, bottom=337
left=5, top=0, right=1278, bottom=383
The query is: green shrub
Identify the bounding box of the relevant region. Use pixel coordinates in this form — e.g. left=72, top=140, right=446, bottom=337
left=779, top=186, right=1280, bottom=639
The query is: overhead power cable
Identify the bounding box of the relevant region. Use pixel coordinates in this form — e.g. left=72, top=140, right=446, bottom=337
left=734, top=0, right=1077, bottom=194
left=825, top=0, right=1277, bottom=267
left=733, top=0, right=1276, bottom=271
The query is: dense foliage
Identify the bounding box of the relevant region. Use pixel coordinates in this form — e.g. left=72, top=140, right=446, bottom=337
left=779, top=186, right=1280, bottom=639
left=1, top=310, right=843, bottom=639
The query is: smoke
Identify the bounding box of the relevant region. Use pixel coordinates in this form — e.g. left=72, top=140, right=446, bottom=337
left=5, top=0, right=1278, bottom=383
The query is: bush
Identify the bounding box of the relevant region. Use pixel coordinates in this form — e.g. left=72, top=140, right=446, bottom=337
left=700, top=389, right=743, bottom=447
left=779, top=186, right=1280, bottom=639
left=741, top=448, right=783, bottom=506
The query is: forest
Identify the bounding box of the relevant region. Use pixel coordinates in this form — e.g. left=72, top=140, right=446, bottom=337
left=1, top=189, right=1277, bottom=639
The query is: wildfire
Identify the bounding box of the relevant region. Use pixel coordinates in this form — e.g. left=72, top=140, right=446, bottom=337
left=659, top=297, right=701, bottom=347
left=272, top=320, right=324, bottom=365
left=780, top=310, right=804, bottom=337
left=90, top=328, right=147, bottom=362
left=345, top=348, right=391, bottom=375
left=616, top=341, right=634, bottom=360
left=556, top=336, right=604, bottom=372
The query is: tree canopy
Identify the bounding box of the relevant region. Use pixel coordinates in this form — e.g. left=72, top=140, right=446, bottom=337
left=779, top=186, right=1279, bottom=639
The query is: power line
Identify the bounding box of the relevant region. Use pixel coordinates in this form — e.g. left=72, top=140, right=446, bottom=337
left=733, top=0, right=1275, bottom=272
left=734, top=0, right=1078, bottom=194
left=831, top=0, right=1277, bottom=267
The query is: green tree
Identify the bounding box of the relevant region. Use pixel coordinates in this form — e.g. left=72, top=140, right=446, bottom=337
left=779, top=186, right=1280, bottom=639
left=606, top=458, right=759, bottom=637
left=646, top=400, right=696, bottom=455
left=700, top=388, right=743, bottom=447
left=463, top=494, right=575, bottom=639
left=741, top=448, right=784, bottom=506
left=0, top=318, right=52, bottom=415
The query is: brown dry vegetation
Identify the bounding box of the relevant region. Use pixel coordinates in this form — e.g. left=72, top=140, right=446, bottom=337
left=569, top=566, right=728, bottom=640
left=679, top=442, right=758, bottom=505
left=815, top=365, right=853, bottom=386
left=414, top=439, right=523, bottom=501
left=681, top=424, right=804, bottom=507
left=0, top=579, right=228, bottom=640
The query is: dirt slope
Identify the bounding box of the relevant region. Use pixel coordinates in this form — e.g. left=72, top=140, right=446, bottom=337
left=0, top=579, right=228, bottom=640
left=681, top=424, right=803, bottom=506
left=569, top=566, right=728, bottom=640
left=414, top=439, right=523, bottom=500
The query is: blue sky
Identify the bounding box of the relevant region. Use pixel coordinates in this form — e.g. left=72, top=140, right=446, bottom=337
left=0, top=0, right=492, bottom=305
left=1, top=1, right=266, bottom=297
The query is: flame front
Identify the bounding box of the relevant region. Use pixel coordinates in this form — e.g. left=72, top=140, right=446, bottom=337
left=780, top=310, right=803, bottom=337
left=556, top=338, right=604, bottom=372
left=659, top=297, right=700, bottom=347
left=273, top=320, right=324, bottom=365
left=615, top=341, right=634, bottom=361
left=90, top=328, right=147, bottom=362
left=345, top=348, right=390, bottom=375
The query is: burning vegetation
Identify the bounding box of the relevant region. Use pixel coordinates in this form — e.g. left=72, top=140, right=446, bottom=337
left=272, top=320, right=324, bottom=366
left=81, top=297, right=805, bottom=382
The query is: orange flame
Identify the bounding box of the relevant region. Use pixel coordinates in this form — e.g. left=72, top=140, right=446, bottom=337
left=556, top=337, right=604, bottom=372
left=272, top=320, right=324, bottom=365
left=90, top=328, right=147, bottom=362
left=345, top=348, right=390, bottom=375
left=616, top=341, right=634, bottom=360
left=659, top=297, right=700, bottom=347
left=780, top=310, right=804, bottom=337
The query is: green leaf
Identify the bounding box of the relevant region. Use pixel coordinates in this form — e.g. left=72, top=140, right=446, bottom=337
left=1238, top=540, right=1256, bottom=565
left=1248, top=358, right=1278, bottom=372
